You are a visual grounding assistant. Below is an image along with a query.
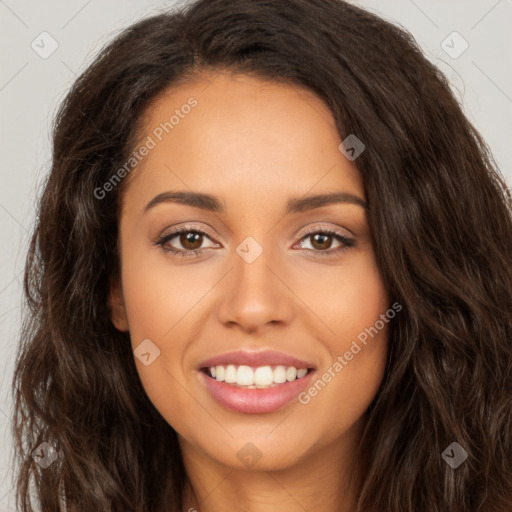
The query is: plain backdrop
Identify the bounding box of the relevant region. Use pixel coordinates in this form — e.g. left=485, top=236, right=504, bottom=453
left=0, top=0, right=511, bottom=509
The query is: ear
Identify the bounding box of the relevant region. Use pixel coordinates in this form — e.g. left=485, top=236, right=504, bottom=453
left=107, top=278, right=129, bottom=332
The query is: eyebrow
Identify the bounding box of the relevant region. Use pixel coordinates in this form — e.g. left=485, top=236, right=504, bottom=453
left=143, top=190, right=368, bottom=214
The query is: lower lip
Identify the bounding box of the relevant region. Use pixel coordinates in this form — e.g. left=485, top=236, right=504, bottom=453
left=199, top=370, right=316, bottom=414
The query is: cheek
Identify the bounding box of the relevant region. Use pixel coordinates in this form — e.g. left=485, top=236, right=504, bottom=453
left=292, top=251, right=390, bottom=434
left=296, top=248, right=389, bottom=346
left=300, top=326, right=388, bottom=442
left=119, top=252, right=200, bottom=425
left=119, top=236, right=217, bottom=344
left=118, top=238, right=224, bottom=424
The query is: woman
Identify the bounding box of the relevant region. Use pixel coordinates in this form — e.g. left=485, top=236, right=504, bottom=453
left=12, top=0, right=512, bottom=510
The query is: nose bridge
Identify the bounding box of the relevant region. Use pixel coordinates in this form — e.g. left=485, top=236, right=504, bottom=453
left=216, top=232, right=294, bottom=330
left=232, top=233, right=277, bottom=297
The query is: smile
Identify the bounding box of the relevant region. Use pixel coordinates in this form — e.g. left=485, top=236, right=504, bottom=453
left=197, top=350, right=317, bottom=414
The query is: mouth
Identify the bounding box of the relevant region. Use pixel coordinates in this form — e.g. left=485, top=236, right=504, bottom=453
left=197, top=350, right=317, bottom=414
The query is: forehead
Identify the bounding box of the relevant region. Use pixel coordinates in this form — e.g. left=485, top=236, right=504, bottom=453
left=122, top=71, right=364, bottom=210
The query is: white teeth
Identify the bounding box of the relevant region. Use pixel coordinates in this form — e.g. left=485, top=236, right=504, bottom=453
left=225, top=364, right=237, bottom=383
left=286, top=366, right=297, bottom=381
left=237, top=365, right=254, bottom=385
left=273, top=365, right=287, bottom=384
left=207, top=364, right=310, bottom=387
left=215, top=365, right=225, bottom=381
left=254, top=366, right=273, bottom=386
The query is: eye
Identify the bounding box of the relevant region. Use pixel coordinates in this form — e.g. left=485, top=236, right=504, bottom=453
left=155, top=226, right=219, bottom=257
left=294, top=229, right=356, bottom=256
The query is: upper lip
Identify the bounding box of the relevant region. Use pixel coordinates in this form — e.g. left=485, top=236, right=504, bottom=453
left=198, top=350, right=316, bottom=370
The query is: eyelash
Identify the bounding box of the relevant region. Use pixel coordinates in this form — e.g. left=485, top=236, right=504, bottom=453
left=155, top=226, right=356, bottom=258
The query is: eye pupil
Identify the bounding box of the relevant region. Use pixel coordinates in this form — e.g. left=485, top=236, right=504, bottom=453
left=181, top=231, right=202, bottom=250
left=311, top=233, right=332, bottom=250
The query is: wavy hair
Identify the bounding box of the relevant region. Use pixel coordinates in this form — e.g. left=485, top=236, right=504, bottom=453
left=12, top=0, right=512, bottom=510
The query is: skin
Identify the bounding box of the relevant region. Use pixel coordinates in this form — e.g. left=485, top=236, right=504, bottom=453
left=109, top=71, right=390, bottom=512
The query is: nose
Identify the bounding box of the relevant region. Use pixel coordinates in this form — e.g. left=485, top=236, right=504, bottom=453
left=216, top=239, right=295, bottom=333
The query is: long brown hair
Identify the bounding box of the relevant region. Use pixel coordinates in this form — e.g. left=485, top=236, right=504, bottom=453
left=12, top=0, right=512, bottom=510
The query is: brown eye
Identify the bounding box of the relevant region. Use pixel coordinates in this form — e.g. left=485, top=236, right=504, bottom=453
left=296, top=229, right=356, bottom=256
left=156, top=227, right=219, bottom=257
left=179, top=231, right=203, bottom=250
left=309, top=233, right=334, bottom=251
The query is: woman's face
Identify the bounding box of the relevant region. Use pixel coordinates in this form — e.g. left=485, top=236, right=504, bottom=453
left=110, top=72, right=390, bottom=473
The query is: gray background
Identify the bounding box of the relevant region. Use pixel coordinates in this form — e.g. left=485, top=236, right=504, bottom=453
left=1, top=0, right=511, bottom=509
